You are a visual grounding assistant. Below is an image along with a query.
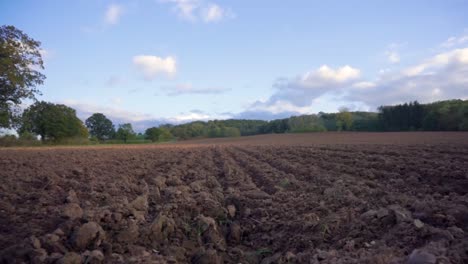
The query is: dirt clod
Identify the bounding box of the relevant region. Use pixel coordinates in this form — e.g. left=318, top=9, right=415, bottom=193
left=227, top=205, right=236, bottom=218
left=62, top=203, right=83, bottom=219
left=58, top=252, right=82, bottom=264
left=73, top=222, right=105, bottom=250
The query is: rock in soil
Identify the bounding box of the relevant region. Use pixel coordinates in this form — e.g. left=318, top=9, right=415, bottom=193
left=72, top=222, right=106, bottom=250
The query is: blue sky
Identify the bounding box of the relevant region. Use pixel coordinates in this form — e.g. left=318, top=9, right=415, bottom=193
left=1, top=0, right=468, bottom=130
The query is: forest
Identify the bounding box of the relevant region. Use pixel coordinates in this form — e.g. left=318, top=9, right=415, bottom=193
left=161, top=99, right=468, bottom=141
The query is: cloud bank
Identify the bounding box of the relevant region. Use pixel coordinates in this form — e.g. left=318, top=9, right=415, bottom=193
left=237, top=47, right=468, bottom=118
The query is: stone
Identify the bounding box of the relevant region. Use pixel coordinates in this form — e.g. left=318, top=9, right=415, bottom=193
left=62, top=203, right=83, bottom=220
left=150, top=214, right=175, bottom=242
left=127, top=245, right=150, bottom=257
left=204, top=228, right=226, bottom=251
left=407, top=249, right=436, bottom=264
left=260, top=253, right=281, bottom=264
left=229, top=222, right=242, bottom=243
left=285, top=251, right=296, bottom=261
left=66, top=190, right=79, bottom=204
left=227, top=205, right=236, bottom=218
left=190, top=181, right=204, bottom=192
left=377, top=208, right=390, bottom=218
left=414, top=219, right=425, bottom=229
left=447, top=226, right=464, bottom=238
left=85, top=250, right=104, bottom=264
left=58, top=252, right=82, bottom=264
left=53, top=228, right=65, bottom=236
left=360, top=209, right=378, bottom=220
left=388, top=204, right=412, bottom=223
left=44, top=233, right=60, bottom=243
left=73, top=222, right=106, bottom=250
left=31, top=248, right=48, bottom=263
left=197, top=215, right=217, bottom=233
left=130, top=195, right=148, bottom=212
left=30, top=236, right=41, bottom=249
left=72, top=168, right=84, bottom=176
left=192, top=249, right=222, bottom=264
left=303, top=212, right=320, bottom=227
left=116, top=220, right=139, bottom=243
left=153, top=176, right=166, bottom=189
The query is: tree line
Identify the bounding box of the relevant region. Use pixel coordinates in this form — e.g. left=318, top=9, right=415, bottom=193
left=2, top=98, right=468, bottom=147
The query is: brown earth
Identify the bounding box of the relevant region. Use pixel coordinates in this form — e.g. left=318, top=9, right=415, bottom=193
left=0, top=132, right=467, bottom=263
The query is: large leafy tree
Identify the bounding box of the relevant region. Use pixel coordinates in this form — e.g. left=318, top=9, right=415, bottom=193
left=116, top=123, right=135, bottom=143
left=0, top=25, right=45, bottom=128
left=144, top=127, right=161, bottom=142
left=158, top=127, right=173, bottom=142
left=336, top=107, right=353, bottom=131
left=20, top=101, right=88, bottom=141
left=85, top=113, right=115, bottom=141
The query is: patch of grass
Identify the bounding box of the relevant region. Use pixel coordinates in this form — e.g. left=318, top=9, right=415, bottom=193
left=279, top=178, right=291, bottom=188
left=256, top=248, right=272, bottom=256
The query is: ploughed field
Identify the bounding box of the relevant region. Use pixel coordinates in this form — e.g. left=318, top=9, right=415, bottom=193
left=0, top=132, right=467, bottom=263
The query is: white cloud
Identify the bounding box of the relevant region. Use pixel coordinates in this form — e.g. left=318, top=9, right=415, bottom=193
left=105, top=4, right=124, bottom=25
left=163, top=83, right=230, bottom=96
left=386, top=51, right=400, bottom=63
left=267, top=65, right=360, bottom=106
left=305, top=65, right=360, bottom=83
left=160, top=0, right=233, bottom=23
left=248, top=99, right=312, bottom=115
left=384, top=43, right=404, bottom=64
left=352, top=81, right=376, bottom=89
left=133, top=55, right=177, bottom=80
left=441, top=34, right=468, bottom=48
left=403, top=48, right=468, bottom=76
left=161, top=0, right=198, bottom=20
left=110, top=97, right=122, bottom=105
left=62, top=100, right=151, bottom=122
left=172, top=111, right=211, bottom=122
left=201, top=4, right=231, bottom=22
left=106, top=75, right=126, bottom=86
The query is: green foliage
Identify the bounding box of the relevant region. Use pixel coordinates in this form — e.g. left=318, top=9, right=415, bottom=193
left=379, top=100, right=468, bottom=131
left=260, top=118, right=290, bottom=134
left=0, top=25, right=46, bottom=128
left=115, top=123, right=135, bottom=143
left=20, top=101, right=88, bottom=141
left=0, top=135, right=18, bottom=147
left=145, top=127, right=161, bottom=142
left=378, top=101, right=424, bottom=131
left=0, top=130, right=39, bottom=147
left=350, top=112, right=379, bottom=131
left=222, top=126, right=241, bottom=137
left=85, top=113, right=115, bottom=140
left=288, top=115, right=327, bottom=133
left=336, top=108, right=353, bottom=131
left=158, top=127, right=174, bottom=142
left=19, top=131, right=37, bottom=140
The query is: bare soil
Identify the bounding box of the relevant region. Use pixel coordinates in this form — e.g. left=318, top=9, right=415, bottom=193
left=0, top=132, right=467, bottom=263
